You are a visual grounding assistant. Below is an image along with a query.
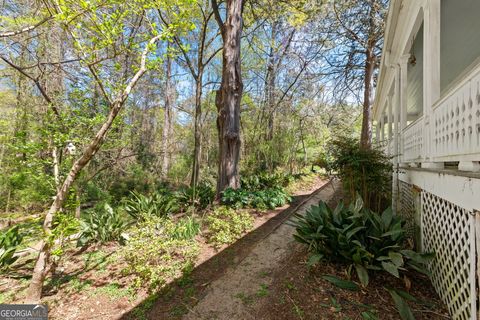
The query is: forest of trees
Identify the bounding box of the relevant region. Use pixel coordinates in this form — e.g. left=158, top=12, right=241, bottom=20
left=0, top=0, right=388, bottom=308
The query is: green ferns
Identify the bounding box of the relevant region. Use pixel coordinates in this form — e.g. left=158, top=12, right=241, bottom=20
left=293, top=197, right=433, bottom=287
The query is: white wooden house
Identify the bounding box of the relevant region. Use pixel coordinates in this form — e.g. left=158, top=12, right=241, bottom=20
left=373, top=0, right=480, bottom=318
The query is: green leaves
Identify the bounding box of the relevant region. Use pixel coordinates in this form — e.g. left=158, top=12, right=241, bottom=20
left=307, top=253, right=323, bottom=266
left=221, top=187, right=291, bottom=210
left=381, top=261, right=400, bottom=278
left=388, top=251, right=404, bottom=266
left=322, top=275, right=359, bottom=291
left=354, top=264, right=369, bottom=286
left=0, top=226, right=23, bottom=270
left=292, top=197, right=434, bottom=289
left=123, top=191, right=179, bottom=220
left=172, top=216, right=201, bottom=241
left=205, top=207, right=254, bottom=248
left=77, top=203, right=126, bottom=247
left=121, top=214, right=199, bottom=291
left=387, top=288, right=416, bottom=320
left=329, top=137, right=393, bottom=210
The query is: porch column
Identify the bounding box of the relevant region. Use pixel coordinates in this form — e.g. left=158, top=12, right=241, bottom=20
left=399, top=54, right=409, bottom=163
left=393, top=66, right=400, bottom=163
left=386, top=95, right=392, bottom=156
left=380, top=114, right=385, bottom=141
left=422, top=0, right=442, bottom=168
left=387, top=95, right=393, bottom=141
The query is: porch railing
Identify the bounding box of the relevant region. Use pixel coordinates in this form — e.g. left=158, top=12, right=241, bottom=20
left=432, top=65, right=480, bottom=162
left=393, top=62, right=480, bottom=165
left=403, top=117, right=424, bottom=162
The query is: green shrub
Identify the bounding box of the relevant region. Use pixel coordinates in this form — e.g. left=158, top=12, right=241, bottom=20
left=329, top=137, right=392, bottom=210
left=77, top=203, right=126, bottom=246
left=240, top=172, right=291, bottom=191
left=292, top=197, right=433, bottom=286
left=221, top=188, right=251, bottom=208
left=206, top=207, right=254, bottom=248
left=176, top=182, right=215, bottom=210
left=107, top=164, right=153, bottom=202
left=123, top=191, right=179, bottom=220
left=50, top=213, right=80, bottom=257
left=0, top=226, right=23, bottom=270
left=221, top=187, right=291, bottom=210
left=121, top=215, right=199, bottom=291
left=172, top=216, right=201, bottom=240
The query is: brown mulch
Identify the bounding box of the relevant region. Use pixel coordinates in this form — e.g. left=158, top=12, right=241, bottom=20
left=253, top=247, right=450, bottom=320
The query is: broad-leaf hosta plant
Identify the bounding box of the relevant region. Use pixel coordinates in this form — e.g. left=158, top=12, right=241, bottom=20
left=292, top=197, right=433, bottom=286
left=221, top=187, right=291, bottom=210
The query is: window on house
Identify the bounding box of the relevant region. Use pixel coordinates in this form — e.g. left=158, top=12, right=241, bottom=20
left=440, top=0, right=480, bottom=94
left=407, top=23, right=424, bottom=125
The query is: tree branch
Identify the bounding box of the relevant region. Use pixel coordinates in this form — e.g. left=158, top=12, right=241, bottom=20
left=0, top=16, right=52, bottom=38
left=211, top=0, right=225, bottom=36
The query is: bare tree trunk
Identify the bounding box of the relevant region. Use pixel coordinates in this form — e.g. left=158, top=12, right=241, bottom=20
left=265, top=22, right=277, bottom=142
left=212, top=0, right=245, bottom=197
left=360, top=47, right=375, bottom=149
left=191, top=69, right=203, bottom=188
left=161, top=49, right=173, bottom=179
left=360, top=3, right=379, bottom=150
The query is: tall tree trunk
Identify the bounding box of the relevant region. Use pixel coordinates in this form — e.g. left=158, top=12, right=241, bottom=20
left=265, top=22, right=277, bottom=142
left=360, top=47, right=375, bottom=149
left=161, top=48, right=173, bottom=179
left=213, top=0, right=245, bottom=197
left=191, top=69, right=203, bottom=188
left=360, top=2, right=379, bottom=150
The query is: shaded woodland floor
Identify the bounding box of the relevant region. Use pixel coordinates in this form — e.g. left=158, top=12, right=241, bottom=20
left=123, top=181, right=448, bottom=320
left=1, top=178, right=449, bottom=319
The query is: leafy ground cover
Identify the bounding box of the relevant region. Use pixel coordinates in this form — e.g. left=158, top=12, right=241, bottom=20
left=0, top=173, right=326, bottom=319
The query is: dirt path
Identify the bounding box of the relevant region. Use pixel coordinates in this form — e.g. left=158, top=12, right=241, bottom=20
left=182, top=180, right=341, bottom=320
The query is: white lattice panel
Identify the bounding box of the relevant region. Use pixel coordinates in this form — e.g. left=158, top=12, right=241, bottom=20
left=398, top=181, right=415, bottom=240
left=433, top=67, right=480, bottom=160
left=403, top=117, right=423, bottom=162
left=421, top=192, right=476, bottom=320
